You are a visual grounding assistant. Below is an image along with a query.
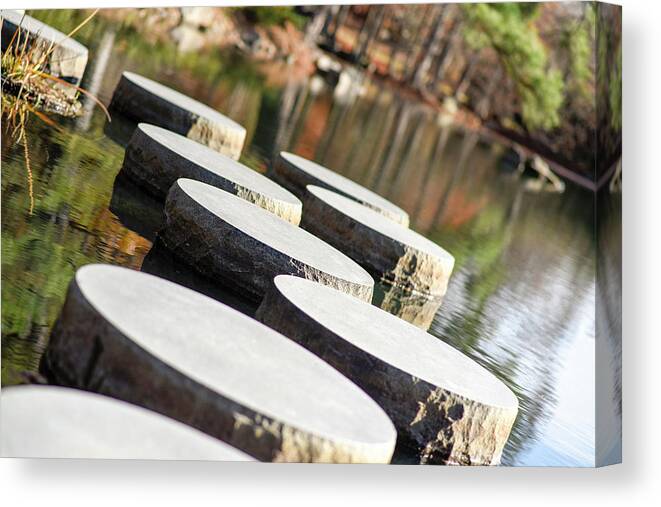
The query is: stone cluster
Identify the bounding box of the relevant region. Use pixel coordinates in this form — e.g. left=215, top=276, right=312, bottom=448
left=38, top=265, right=396, bottom=463
left=4, top=17, right=519, bottom=465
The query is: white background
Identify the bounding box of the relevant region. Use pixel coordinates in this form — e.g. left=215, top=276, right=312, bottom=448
left=1, top=0, right=659, bottom=505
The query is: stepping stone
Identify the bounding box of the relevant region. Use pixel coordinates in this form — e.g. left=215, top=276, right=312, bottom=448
left=1, top=385, right=253, bottom=461
left=122, top=123, right=301, bottom=224
left=269, top=152, right=410, bottom=227
left=109, top=71, right=246, bottom=159
left=256, top=275, right=519, bottom=466
left=41, top=265, right=395, bottom=463
left=301, top=185, right=454, bottom=327
left=161, top=178, right=374, bottom=302
left=1, top=10, right=88, bottom=95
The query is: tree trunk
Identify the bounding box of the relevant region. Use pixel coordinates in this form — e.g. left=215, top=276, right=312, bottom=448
left=432, top=16, right=463, bottom=91
left=332, top=5, right=351, bottom=52
left=355, top=5, right=385, bottom=64
left=305, top=6, right=331, bottom=44
left=413, top=5, right=449, bottom=89
left=403, top=5, right=433, bottom=83
left=454, top=51, right=479, bottom=99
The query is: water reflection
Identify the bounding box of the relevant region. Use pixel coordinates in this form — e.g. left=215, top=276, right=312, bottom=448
left=1, top=12, right=604, bottom=466
left=141, top=240, right=259, bottom=318
left=108, top=172, right=163, bottom=242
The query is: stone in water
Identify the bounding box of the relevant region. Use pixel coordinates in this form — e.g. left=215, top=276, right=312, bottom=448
left=122, top=123, right=301, bottom=224
left=269, top=152, right=410, bottom=226
left=256, top=275, right=519, bottom=465
left=161, top=178, right=374, bottom=302
left=110, top=71, right=246, bottom=159
left=41, top=265, right=395, bottom=463
left=1, top=385, right=253, bottom=461
left=1, top=10, right=88, bottom=95
left=301, top=185, right=454, bottom=327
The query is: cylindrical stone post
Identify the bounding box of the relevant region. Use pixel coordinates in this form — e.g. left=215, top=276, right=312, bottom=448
left=256, top=275, right=519, bottom=466
left=1, top=385, right=253, bottom=461
left=40, top=265, right=397, bottom=463
left=301, top=185, right=455, bottom=329
left=160, top=178, right=374, bottom=302
left=1, top=10, right=88, bottom=96
left=122, top=123, right=302, bottom=224
left=109, top=71, right=246, bottom=159
left=268, top=152, right=410, bottom=226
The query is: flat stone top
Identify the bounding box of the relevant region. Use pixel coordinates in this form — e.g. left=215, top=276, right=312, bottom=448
left=279, top=152, right=408, bottom=222
left=175, top=178, right=374, bottom=288
left=1, top=10, right=87, bottom=55
left=138, top=123, right=299, bottom=206
left=74, top=265, right=393, bottom=447
left=1, top=386, right=253, bottom=460
left=272, top=275, right=518, bottom=410
left=122, top=72, right=246, bottom=135
left=308, top=185, right=454, bottom=269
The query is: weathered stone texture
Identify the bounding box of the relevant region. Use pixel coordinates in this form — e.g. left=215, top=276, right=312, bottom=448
left=256, top=276, right=518, bottom=465
left=161, top=179, right=374, bottom=302
left=373, top=280, right=444, bottom=331
left=110, top=72, right=246, bottom=159
left=40, top=265, right=396, bottom=463
left=300, top=185, right=454, bottom=328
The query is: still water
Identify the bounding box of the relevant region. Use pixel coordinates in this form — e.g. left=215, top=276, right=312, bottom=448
left=2, top=13, right=606, bottom=466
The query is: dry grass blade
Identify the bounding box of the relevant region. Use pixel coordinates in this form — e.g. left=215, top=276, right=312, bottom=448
left=16, top=112, right=35, bottom=214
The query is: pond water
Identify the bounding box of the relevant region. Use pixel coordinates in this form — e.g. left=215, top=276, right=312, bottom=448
left=2, top=13, right=612, bottom=466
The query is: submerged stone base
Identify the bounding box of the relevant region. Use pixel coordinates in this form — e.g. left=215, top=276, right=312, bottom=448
left=122, top=123, right=301, bottom=224
left=110, top=71, right=246, bottom=159
left=160, top=179, right=374, bottom=302
left=256, top=276, right=519, bottom=465
left=40, top=265, right=396, bottom=463
left=373, top=280, right=444, bottom=331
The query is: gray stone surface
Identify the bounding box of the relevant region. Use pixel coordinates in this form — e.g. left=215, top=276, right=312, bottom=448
left=256, top=275, right=519, bottom=465
left=1, top=385, right=253, bottom=461
left=301, top=185, right=454, bottom=309
left=1, top=10, right=88, bottom=93
left=269, top=152, right=410, bottom=226
left=161, top=179, right=374, bottom=302
left=122, top=124, right=301, bottom=224
left=41, top=265, right=395, bottom=463
left=109, top=71, right=246, bottom=159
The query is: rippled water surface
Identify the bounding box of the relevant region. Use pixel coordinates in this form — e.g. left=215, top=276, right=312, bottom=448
left=2, top=13, right=614, bottom=466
